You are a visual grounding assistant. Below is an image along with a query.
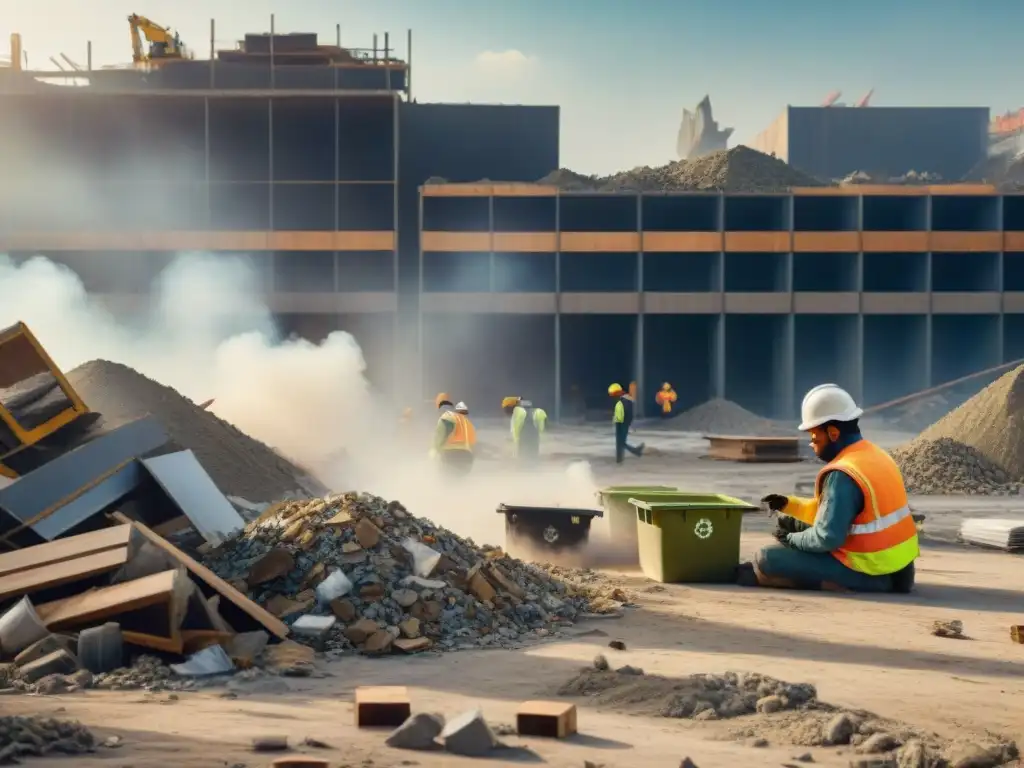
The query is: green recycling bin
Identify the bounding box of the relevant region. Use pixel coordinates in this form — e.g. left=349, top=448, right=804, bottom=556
left=629, top=494, right=757, bottom=583
left=598, top=485, right=679, bottom=545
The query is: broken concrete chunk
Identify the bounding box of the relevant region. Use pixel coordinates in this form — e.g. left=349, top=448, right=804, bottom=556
left=19, top=649, right=79, bottom=683
left=0, top=597, right=49, bottom=656
left=291, top=615, right=337, bottom=639
left=170, top=645, right=234, bottom=677
left=398, top=618, right=422, bottom=639
left=264, top=640, right=315, bottom=669
left=410, top=600, right=442, bottom=623
left=253, top=735, right=289, bottom=752
left=822, top=712, right=856, bottom=746
left=329, top=599, right=356, bottom=621
left=401, top=576, right=447, bottom=590
left=468, top=572, right=496, bottom=602
left=265, top=595, right=313, bottom=619
left=931, top=619, right=965, bottom=639
left=441, top=708, right=499, bottom=756
left=857, top=733, right=900, bottom=754
left=345, top=619, right=380, bottom=645
left=402, top=539, right=442, bottom=578
left=14, top=634, right=74, bottom=668
left=324, top=509, right=354, bottom=528
left=355, top=518, right=382, bottom=549
left=393, top=637, right=432, bottom=654
left=247, top=548, right=295, bottom=587
left=226, top=631, right=270, bottom=667
left=386, top=712, right=445, bottom=750
left=363, top=630, right=394, bottom=655
left=315, top=569, right=353, bottom=604
left=341, top=541, right=362, bottom=554
left=392, top=588, right=419, bottom=608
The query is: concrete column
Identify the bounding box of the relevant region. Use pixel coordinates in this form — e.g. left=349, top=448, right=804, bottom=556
left=924, top=193, right=934, bottom=388
left=554, top=190, right=562, bottom=422
left=416, top=192, right=425, bottom=401
left=998, top=192, right=1006, bottom=362
left=635, top=192, right=645, bottom=418
left=853, top=193, right=865, bottom=406
left=713, top=192, right=726, bottom=399
left=391, top=92, right=401, bottom=397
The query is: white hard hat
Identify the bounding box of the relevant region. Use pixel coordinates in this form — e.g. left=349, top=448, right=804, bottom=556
left=454, top=401, right=469, bottom=413
left=798, top=384, right=862, bottom=431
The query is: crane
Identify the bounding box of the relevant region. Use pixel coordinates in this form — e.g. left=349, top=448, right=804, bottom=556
left=128, top=13, right=191, bottom=68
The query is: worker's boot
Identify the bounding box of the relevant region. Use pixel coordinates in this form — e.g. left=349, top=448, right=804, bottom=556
left=751, top=561, right=802, bottom=589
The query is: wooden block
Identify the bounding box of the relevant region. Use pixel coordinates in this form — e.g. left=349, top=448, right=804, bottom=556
left=354, top=685, right=411, bottom=728
left=271, top=759, right=330, bottom=768
left=1012, top=625, right=1023, bottom=644
left=0, top=525, right=132, bottom=578
left=36, top=568, right=188, bottom=630
left=0, top=547, right=129, bottom=601
left=516, top=700, right=578, bottom=739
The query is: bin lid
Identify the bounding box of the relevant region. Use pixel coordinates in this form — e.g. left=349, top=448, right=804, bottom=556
left=496, top=504, right=604, bottom=519
left=627, top=496, right=756, bottom=512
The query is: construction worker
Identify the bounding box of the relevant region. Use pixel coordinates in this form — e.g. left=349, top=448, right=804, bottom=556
left=608, top=383, right=644, bottom=464
left=738, top=383, right=919, bottom=593
left=502, top=396, right=548, bottom=461
left=431, top=400, right=476, bottom=476
left=655, top=382, right=677, bottom=418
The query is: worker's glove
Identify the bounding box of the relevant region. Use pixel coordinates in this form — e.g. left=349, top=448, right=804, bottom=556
left=776, top=515, right=811, bottom=535
left=772, top=525, right=792, bottom=547
left=760, top=494, right=789, bottom=513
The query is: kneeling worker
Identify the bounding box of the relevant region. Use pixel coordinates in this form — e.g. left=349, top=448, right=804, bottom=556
left=739, top=383, right=918, bottom=593
left=501, top=396, right=548, bottom=461
left=432, top=400, right=476, bottom=477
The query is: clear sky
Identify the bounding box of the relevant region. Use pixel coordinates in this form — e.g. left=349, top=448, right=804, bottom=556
left=5, top=0, right=1019, bottom=175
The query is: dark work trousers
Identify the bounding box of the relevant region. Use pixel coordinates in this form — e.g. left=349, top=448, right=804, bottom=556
left=615, top=422, right=643, bottom=463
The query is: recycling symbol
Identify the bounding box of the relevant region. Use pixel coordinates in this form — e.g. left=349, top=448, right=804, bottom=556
left=694, top=518, right=714, bottom=540
left=543, top=525, right=560, bottom=544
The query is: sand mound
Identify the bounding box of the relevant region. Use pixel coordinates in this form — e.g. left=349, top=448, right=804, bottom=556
left=538, top=147, right=827, bottom=193
left=68, top=360, right=307, bottom=501
left=651, top=398, right=794, bottom=436
left=907, top=364, right=1024, bottom=482
left=891, top=437, right=1020, bottom=495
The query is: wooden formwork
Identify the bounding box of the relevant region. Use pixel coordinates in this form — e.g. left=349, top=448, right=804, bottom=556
left=704, top=435, right=802, bottom=463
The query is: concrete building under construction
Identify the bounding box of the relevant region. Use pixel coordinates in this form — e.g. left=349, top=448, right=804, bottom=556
left=1, top=29, right=1021, bottom=420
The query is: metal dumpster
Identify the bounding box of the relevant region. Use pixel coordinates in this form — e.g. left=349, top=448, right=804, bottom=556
left=496, top=504, right=603, bottom=554
left=630, top=493, right=756, bottom=583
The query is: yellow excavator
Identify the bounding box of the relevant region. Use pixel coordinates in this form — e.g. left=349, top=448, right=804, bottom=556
left=128, top=13, right=191, bottom=68
left=0, top=323, right=98, bottom=479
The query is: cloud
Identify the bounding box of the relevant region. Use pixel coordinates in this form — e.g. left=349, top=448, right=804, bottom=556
left=474, top=49, right=538, bottom=74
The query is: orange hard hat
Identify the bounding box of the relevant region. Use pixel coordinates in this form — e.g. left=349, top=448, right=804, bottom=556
left=435, top=392, right=452, bottom=409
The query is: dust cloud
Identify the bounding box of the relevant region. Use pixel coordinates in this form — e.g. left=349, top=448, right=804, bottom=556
left=0, top=251, right=600, bottom=549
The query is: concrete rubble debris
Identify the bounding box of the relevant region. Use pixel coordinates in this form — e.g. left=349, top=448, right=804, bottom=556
left=385, top=712, right=445, bottom=750
left=931, top=620, right=966, bottom=639
left=440, top=708, right=500, bottom=757
left=653, top=398, right=796, bottom=436
left=201, top=491, right=624, bottom=656
left=0, top=716, right=97, bottom=763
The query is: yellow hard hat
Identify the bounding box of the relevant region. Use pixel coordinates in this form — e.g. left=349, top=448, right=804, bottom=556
left=662, top=382, right=672, bottom=390
left=608, top=383, right=623, bottom=396
left=435, top=392, right=452, bottom=409
left=501, top=396, right=520, bottom=409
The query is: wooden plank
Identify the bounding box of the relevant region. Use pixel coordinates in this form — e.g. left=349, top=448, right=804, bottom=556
left=0, top=525, right=132, bottom=578
left=36, top=568, right=184, bottom=630
left=122, top=630, right=184, bottom=654
left=110, top=512, right=289, bottom=639
left=0, top=547, right=128, bottom=601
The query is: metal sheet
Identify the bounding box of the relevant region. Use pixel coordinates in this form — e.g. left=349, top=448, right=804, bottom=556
left=0, top=416, right=168, bottom=525
left=141, top=450, right=244, bottom=545
left=32, top=461, right=145, bottom=541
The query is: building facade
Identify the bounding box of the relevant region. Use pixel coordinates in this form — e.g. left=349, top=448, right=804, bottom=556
left=419, top=184, right=1024, bottom=420
left=0, top=52, right=559, bottom=397
left=750, top=107, right=989, bottom=182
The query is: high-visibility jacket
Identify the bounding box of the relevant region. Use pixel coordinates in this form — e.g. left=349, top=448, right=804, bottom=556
left=511, top=404, right=547, bottom=457
left=783, top=439, right=918, bottom=575
left=655, top=388, right=677, bottom=414
left=440, top=411, right=476, bottom=452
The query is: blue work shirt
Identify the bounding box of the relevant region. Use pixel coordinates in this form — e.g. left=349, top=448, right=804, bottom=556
left=787, top=433, right=866, bottom=554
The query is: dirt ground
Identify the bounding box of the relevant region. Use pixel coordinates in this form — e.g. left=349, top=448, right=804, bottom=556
left=15, top=420, right=1024, bottom=768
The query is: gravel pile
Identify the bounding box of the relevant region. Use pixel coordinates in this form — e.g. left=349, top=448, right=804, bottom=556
left=202, top=492, right=627, bottom=656
left=0, top=716, right=96, bottom=763
left=68, top=360, right=308, bottom=501
left=891, top=438, right=1020, bottom=495
left=651, top=398, right=795, bottom=436
left=537, top=147, right=827, bottom=192
left=840, top=169, right=944, bottom=185
left=901, top=364, right=1024, bottom=487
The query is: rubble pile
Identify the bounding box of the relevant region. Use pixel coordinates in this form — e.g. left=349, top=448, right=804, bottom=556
left=891, top=438, right=1020, bottom=495
left=0, top=716, right=96, bottom=763
left=840, top=169, right=943, bottom=185
left=68, top=360, right=308, bottom=501
left=892, top=363, right=1024, bottom=492
left=536, top=147, right=828, bottom=192
left=203, top=492, right=626, bottom=656
left=655, top=398, right=795, bottom=436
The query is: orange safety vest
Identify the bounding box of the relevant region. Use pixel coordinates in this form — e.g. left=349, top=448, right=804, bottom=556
left=655, top=388, right=677, bottom=414
left=443, top=413, right=477, bottom=452
left=814, top=440, right=919, bottom=576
